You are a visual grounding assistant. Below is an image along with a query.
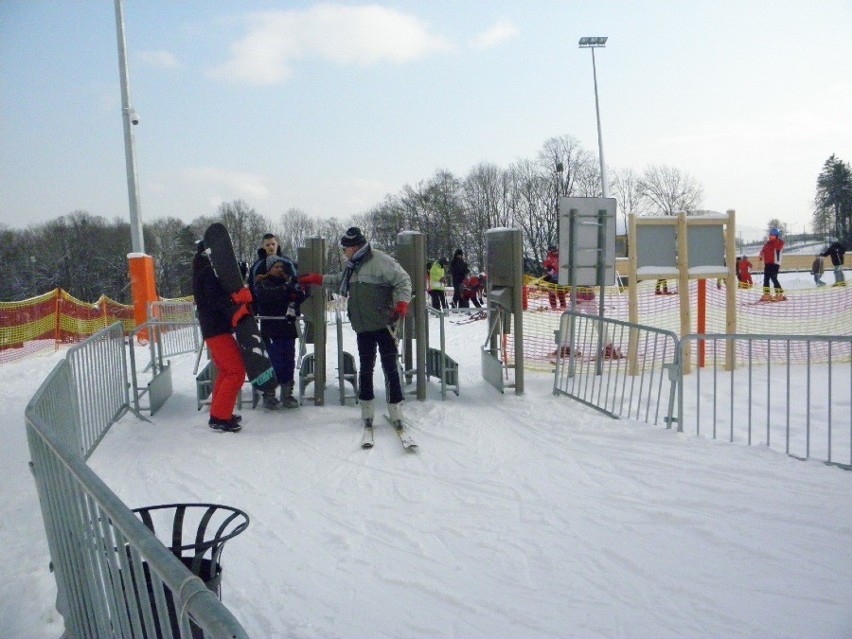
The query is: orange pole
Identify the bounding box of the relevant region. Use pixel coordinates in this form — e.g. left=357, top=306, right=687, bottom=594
left=128, top=254, right=159, bottom=341
left=697, top=279, right=706, bottom=368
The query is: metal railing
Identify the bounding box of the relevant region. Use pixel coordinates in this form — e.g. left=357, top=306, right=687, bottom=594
left=553, top=311, right=680, bottom=427
left=25, top=324, right=249, bottom=638
left=681, top=334, right=852, bottom=468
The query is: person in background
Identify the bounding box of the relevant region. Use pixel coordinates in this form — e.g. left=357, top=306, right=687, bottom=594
left=254, top=255, right=308, bottom=409
left=758, top=228, right=786, bottom=301
left=738, top=255, right=753, bottom=288
left=249, top=233, right=298, bottom=301
left=192, top=241, right=245, bottom=432
left=429, top=258, right=449, bottom=310
left=298, top=227, right=412, bottom=429
left=461, top=272, right=484, bottom=309
left=820, top=239, right=846, bottom=286
left=542, top=246, right=567, bottom=309
left=449, top=249, right=470, bottom=308
left=811, top=255, right=826, bottom=287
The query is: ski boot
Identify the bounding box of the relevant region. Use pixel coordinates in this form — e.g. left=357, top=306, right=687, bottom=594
left=262, top=390, right=281, bottom=410
left=388, top=401, right=404, bottom=429
left=208, top=415, right=242, bottom=432
left=280, top=382, right=299, bottom=409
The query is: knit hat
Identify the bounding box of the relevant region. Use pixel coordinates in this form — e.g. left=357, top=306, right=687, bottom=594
left=341, top=226, right=367, bottom=247
left=769, top=227, right=780, bottom=237
left=266, top=255, right=285, bottom=271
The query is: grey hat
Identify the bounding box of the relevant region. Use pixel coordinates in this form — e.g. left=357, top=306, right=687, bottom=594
left=266, top=255, right=285, bottom=271
left=341, top=226, right=367, bottom=247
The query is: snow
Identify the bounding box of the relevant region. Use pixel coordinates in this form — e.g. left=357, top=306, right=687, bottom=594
left=3, top=274, right=851, bottom=638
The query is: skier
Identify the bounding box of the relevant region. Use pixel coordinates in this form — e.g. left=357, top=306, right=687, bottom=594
left=820, top=239, right=846, bottom=286
left=429, top=258, right=449, bottom=310
left=811, top=255, right=826, bottom=287
left=449, top=249, right=470, bottom=308
left=192, top=241, right=246, bottom=432
left=298, top=227, right=412, bottom=431
left=758, top=228, right=786, bottom=301
left=738, top=255, right=753, bottom=288
left=542, top=246, right=567, bottom=309
left=254, top=255, right=308, bottom=409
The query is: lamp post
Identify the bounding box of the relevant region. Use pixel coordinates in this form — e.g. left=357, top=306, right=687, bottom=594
left=578, top=36, right=608, bottom=198
left=114, top=0, right=144, bottom=253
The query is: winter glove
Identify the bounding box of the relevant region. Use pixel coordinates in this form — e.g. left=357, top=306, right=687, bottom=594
left=231, top=304, right=251, bottom=328
left=392, top=301, right=409, bottom=319
left=299, top=273, right=323, bottom=286
left=231, top=288, right=253, bottom=304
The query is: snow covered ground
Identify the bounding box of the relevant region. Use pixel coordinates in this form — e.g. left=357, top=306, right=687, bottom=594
left=2, top=271, right=851, bottom=638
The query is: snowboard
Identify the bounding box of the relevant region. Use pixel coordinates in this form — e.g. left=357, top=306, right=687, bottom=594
left=203, top=222, right=277, bottom=393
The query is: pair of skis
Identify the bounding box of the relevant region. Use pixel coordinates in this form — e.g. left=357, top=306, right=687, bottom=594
left=361, top=416, right=418, bottom=451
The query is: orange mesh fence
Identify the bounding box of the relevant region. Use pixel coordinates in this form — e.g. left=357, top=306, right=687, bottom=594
left=516, top=277, right=852, bottom=370
left=1, top=289, right=138, bottom=364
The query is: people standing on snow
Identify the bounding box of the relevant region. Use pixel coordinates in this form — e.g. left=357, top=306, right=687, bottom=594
left=298, top=227, right=412, bottom=429
left=449, top=249, right=470, bottom=308
left=461, top=272, right=484, bottom=309
left=429, top=258, right=449, bottom=310
left=738, top=255, right=753, bottom=288
left=820, top=240, right=846, bottom=286
left=249, top=233, right=298, bottom=301
left=758, top=228, right=786, bottom=301
left=542, top=246, right=567, bottom=309
left=811, top=255, right=826, bottom=287
left=192, top=241, right=245, bottom=432
left=254, top=255, right=308, bottom=410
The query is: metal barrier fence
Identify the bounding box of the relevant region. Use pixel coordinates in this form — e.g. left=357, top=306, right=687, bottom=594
left=552, top=311, right=852, bottom=467
left=148, top=301, right=201, bottom=362
left=65, top=323, right=130, bottom=460
left=25, top=326, right=249, bottom=638
left=553, top=311, right=680, bottom=427
left=681, top=334, right=852, bottom=468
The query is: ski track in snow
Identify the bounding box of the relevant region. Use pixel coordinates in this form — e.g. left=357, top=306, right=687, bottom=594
left=5, top=300, right=852, bottom=639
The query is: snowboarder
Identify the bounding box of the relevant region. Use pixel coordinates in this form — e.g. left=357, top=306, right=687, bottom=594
left=192, top=241, right=245, bottom=432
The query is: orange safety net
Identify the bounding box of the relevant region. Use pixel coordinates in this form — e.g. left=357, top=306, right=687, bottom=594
left=0, top=290, right=192, bottom=365
left=517, top=277, right=852, bottom=370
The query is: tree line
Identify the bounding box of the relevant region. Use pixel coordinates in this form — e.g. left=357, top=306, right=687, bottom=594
left=2, top=133, right=844, bottom=304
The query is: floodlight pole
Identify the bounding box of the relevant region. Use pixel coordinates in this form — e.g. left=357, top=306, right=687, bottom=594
left=114, top=0, right=144, bottom=253
left=579, top=37, right=609, bottom=199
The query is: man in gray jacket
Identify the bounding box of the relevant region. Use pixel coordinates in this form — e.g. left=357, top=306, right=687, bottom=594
left=299, top=227, right=412, bottom=428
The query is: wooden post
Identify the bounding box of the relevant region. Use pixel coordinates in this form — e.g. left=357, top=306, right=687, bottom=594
left=725, top=209, right=737, bottom=371
left=677, top=212, right=691, bottom=374
left=697, top=279, right=706, bottom=367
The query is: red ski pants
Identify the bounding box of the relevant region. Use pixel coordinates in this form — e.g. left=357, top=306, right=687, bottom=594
left=206, top=333, right=246, bottom=421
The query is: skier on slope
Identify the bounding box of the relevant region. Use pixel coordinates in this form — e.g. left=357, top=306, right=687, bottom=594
left=298, top=227, right=412, bottom=431
left=758, top=228, right=786, bottom=301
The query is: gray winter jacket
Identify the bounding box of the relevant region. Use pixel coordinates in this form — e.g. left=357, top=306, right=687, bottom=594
left=322, top=247, right=412, bottom=333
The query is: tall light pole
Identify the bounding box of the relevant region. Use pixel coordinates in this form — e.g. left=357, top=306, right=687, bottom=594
left=114, top=0, right=144, bottom=253
left=578, top=36, right=608, bottom=198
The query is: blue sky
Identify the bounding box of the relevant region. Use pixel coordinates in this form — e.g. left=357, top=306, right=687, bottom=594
left=1, top=1, right=850, bottom=237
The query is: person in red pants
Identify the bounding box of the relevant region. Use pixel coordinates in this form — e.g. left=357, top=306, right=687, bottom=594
left=192, top=242, right=247, bottom=432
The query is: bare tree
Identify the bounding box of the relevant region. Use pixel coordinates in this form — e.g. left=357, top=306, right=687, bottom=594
left=637, top=165, right=703, bottom=215
left=276, top=207, right=316, bottom=256
left=611, top=167, right=645, bottom=233
left=215, top=200, right=269, bottom=264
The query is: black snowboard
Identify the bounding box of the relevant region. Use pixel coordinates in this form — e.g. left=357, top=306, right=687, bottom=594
left=203, top=223, right=277, bottom=393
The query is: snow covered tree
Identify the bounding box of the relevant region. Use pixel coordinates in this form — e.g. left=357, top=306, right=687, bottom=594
left=813, top=154, right=852, bottom=243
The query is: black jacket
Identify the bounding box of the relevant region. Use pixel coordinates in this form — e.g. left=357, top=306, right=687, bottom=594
left=821, top=242, right=846, bottom=267
left=192, top=253, right=235, bottom=339
left=449, top=256, right=469, bottom=286
left=254, top=270, right=308, bottom=340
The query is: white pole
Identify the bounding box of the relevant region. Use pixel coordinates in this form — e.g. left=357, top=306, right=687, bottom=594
left=590, top=47, right=608, bottom=199
left=114, top=0, right=145, bottom=253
